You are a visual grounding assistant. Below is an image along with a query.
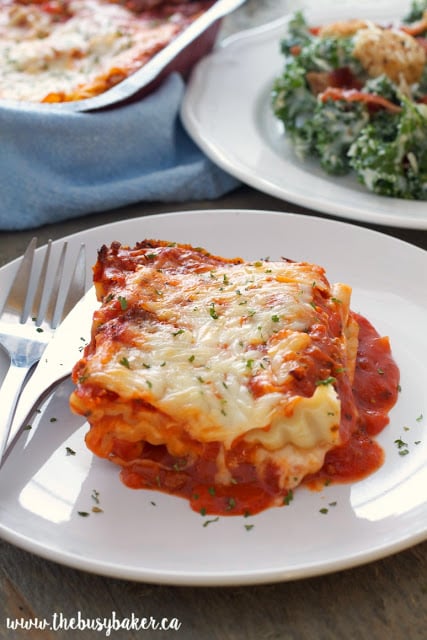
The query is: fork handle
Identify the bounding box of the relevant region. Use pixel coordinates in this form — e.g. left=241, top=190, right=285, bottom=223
left=0, top=362, right=31, bottom=462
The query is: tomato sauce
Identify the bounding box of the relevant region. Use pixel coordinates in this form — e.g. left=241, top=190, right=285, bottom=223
left=109, top=311, right=399, bottom=517
left=119, top=440, right=286, bottom=516
left=306, top=312, right=399, bottom=488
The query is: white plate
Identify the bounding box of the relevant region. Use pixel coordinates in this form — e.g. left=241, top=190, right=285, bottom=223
left=0, top=209, right=426, bottom=586
left=181, top=0, right=427, bottom=229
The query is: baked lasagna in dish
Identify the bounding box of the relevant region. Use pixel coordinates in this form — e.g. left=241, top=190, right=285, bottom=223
left=0, top=0, right=214, bottom=102
left=70, top=240, right=399, bottom=516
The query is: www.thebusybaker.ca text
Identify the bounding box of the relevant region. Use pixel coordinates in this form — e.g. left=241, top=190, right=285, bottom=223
left=4, top=611, right=182, bottom=635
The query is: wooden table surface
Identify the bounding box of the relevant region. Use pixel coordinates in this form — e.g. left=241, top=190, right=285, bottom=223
left=1, top=1, right=427, bottom=638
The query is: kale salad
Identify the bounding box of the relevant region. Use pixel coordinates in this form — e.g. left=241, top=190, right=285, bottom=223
left=272, top=1, right=427, bottom=200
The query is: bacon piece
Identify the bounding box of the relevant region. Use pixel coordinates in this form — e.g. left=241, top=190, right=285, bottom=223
left=319, top=87, right=402, bottom=113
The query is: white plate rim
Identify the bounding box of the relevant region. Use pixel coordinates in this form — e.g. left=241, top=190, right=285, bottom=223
left=0, top=208, right=426, bottom=586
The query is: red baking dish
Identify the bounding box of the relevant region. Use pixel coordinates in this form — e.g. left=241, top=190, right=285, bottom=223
left=0, top=0, right=245, bottom=112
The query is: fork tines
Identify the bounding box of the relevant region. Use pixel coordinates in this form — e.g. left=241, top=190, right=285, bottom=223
left=0, top=238, right=86, bottom=331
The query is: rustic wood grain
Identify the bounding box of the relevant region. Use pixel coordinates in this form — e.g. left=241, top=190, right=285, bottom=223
left=0, top=537, right=426, bottom=639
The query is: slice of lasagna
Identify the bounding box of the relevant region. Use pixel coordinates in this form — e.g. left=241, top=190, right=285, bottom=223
left=70, top=240, right=398, bottom=515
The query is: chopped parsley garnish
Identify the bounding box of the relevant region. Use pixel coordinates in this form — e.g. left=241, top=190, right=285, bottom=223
left=203, top=517, right=220, bottom=528
left=315, top=376, right=336, bottom=386
left=172, top=459, right=187, bottom=471
left=209, top=303, right=219, bottom=319
left=118, top=296, right=128, bottom=310
left=283, top=490, right=294, bottom=505
left=395, top=437, right=410, bottom=456
left=226, top=497, right=236, bottom=511
left=394, top=437, right=408, bottom=449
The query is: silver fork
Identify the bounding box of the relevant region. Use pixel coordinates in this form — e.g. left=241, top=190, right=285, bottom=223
left=0, top=238, right=86, bottom=462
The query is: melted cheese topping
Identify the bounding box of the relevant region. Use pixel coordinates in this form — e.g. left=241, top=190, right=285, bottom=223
left=69, top=242, right=402, bottom=513
left=72, top=254, right=350, bottom=445
left=70, top=241, right=361, bottom=500
left=0, top=0, right=200, bottom=102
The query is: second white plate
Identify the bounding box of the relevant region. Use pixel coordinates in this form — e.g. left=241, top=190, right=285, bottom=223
left=181, top=1, right=427, bottom=229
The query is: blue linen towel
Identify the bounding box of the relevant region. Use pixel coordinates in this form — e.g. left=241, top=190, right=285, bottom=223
left=0, top=73, right=239, bottom=231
